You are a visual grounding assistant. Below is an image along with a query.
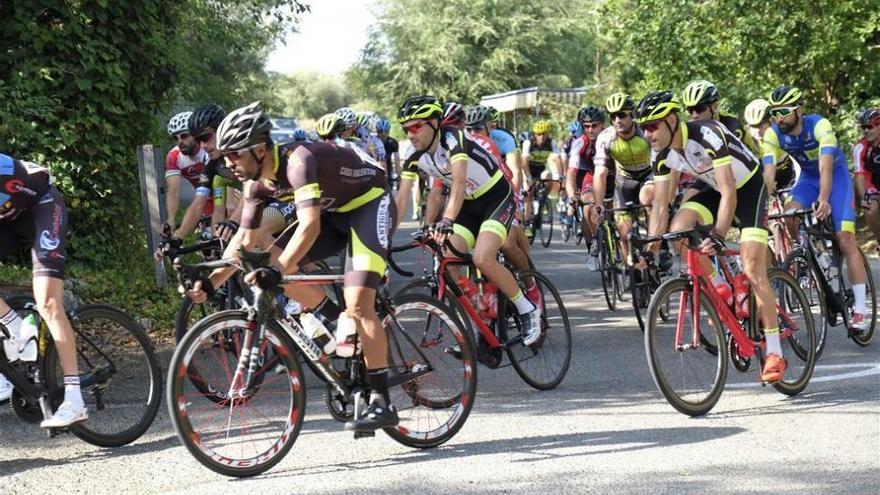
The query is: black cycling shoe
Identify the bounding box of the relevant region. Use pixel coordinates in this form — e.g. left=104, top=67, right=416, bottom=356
left=659, top=249, right=673, bottom=272
left=344, top=401, right=399, bottom=432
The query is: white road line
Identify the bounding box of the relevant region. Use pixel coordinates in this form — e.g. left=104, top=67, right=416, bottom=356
left=726, top=362, right=880, bottom=388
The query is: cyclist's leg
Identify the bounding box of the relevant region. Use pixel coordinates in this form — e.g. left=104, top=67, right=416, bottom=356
left=829, top=166, right=867, bottom=319
left=579, top=172, right=598, bottom=240
left=674, top=187, right=721, bottom=277
left=867, top=194, right=880, bottom=245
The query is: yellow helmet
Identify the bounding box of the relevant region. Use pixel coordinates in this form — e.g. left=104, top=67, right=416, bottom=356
left=635, top=91, right=681, bottom=123
left=605, top=93, right=635, bottom=113
left=681, top=80, right=719, bottom=107
left=532, top=120, right=550, bottom=134
left=768, top=85, right=803, bottom=107
left=316, top=113, right=344, bottom=138
left=744, top=98, right=770, bottom=126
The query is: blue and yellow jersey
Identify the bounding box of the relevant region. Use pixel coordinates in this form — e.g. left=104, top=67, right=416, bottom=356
left=761, top=114, right=848, bottom=173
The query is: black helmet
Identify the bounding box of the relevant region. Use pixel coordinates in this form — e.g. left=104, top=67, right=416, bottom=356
left=577, top=105, right=606, bottom=125
left=857, top=108, right=880, bottom=127
left=216, top=101, right=273, bottom=151
left=188, top=103, right=226, bottom=136
left=635, top=91, right=681, bottom=123
left=464, top=105, right=491, bottom=128
left=768, top=85, right=804, bottom=107
left=398, top=95, right=443, bottom=123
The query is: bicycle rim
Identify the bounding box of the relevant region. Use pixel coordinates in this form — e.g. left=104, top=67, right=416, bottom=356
left=383, top=294, right=477, bottom=448
left=764, top=268, right=817, bottom=395
left=167, top=311, right=305, bottom=477
left=850, top=250, right=877, bottom=346
left=783, top=250, right=828, bottom=358
left=540, top=198, right=553, bottom=247
left=599, top=231, right=616, bottom=311
left=645, top=278, right=727, bottom=416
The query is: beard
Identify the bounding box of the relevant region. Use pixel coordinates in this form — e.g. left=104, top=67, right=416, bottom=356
left=778, top=115, right=799, bottom=134
left=180, top=142, right=198, bottom=155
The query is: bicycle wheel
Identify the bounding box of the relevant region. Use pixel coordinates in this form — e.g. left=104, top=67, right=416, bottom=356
left=764, top=268, right=817, bottom=396
left=539, top=197, right=553, bottom=247
left=645, top=278, right=727, bottom=416
left=631, top=267, right=651, bottom=332
left=382, top=293, right=477, bottom=448
left=44, top=304, right=162, bottom=447
left=175, top=296, right=220, bottom=343
left=167, top=310, right=305, bottom=477
left=850, top=250, right=876, bottom=347
left=561, top=214, right=573, bottom=242
left=502, top=270, right=572, bottom=390
left=784, top=249, right=829, bottom=358
left=599, top=225, right=617, bottom=311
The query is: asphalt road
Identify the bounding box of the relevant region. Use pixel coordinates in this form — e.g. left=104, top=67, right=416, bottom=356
left=2, top=221, right=878, bottom=494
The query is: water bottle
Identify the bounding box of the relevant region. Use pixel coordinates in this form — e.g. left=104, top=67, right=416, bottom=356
left=478, top=283, right=498, bottom=320
left=827, top=265, right=840, bottom=294
left=732, top=273, right=750, bottom=319
left=457, top=274, right=482, bottom=311
left=18, top=314, right=38, bottom=362
left=334, top=314, right=359, bottom=358
left=300, top=312, right=336, bottom=355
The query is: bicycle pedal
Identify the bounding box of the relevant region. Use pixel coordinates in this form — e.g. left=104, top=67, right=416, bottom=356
left=353, top=431, right=376, bottom=440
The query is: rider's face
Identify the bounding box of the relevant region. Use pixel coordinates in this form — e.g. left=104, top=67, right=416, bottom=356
left=863, top=122, right=880, bottom=143
left=748, top=123, right=767, bottom=145
left=225, top=143, right=266, bottom=180
left=583, top=122, right=604, bottom=140
left=642, top=114, right=674, bottom=151
left=404, top=119, right=436, bottom=151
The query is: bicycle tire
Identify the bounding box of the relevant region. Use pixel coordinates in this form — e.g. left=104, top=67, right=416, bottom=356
left=599, top=224, right=617, bottom=311
left=765, top=268, right=817, bottom=396
left=631, top=266, right=650, bottom=332
left=394, top=278, right=475, bottom=342
left=382, top=293, right=477, bottom=448
left=167, top=310, right=305, bottom=477
left=539, top=197, right=553, bottom=248
left=502, top=270, right=572, bottom=390
left=783, top=249, right=829, bottom=358
left=850, top=249, right=876, bottom=347
left=645, top=278, right=727, bottom=416
left=45, top=304, right=162, bottom=447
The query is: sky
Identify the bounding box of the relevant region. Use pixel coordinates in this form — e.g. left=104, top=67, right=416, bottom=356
left=265, top=1, right=376, bottom=76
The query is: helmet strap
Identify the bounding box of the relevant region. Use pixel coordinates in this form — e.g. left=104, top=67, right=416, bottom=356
left=427, top=120, right=440, bottom=152
left=666, top=114, right=681, bottom=149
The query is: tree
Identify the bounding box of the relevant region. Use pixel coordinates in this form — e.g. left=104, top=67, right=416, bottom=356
left=272, top=70, right=354, bottom=119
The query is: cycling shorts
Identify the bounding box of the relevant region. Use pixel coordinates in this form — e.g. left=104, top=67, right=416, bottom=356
left=614, top=174, right=653, bottom=221
left=273, top=191, right=396, bottom=289
left=580, top=172, right=615, bottom=200
left=775, top=166, right=795, bottom=192
left=0, top=187, right=67, bottom=279
left=791, top=165, right=856, bottom=233
left=454, top=178, right=515, bottom=249
left=679, top=170, right=769, bottom=244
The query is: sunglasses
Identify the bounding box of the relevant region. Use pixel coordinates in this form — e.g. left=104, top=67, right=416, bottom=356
left=223, top=143, right=264, bottom=161
left=687, top=104, right=710, bottom=115
left=403, top=121, right=428, bottom=134
left=769, top=106, right=799, bottom=119
left=610, top=111, right=632, bottom=120
left=195, top=131, right=214, bottom=143
left=862, top=123, right=878, bottom=130
left=640, top=120, right=663, bottom=132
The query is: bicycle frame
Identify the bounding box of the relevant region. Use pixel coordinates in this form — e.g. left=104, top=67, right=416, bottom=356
left=435, top=257, right=504, bottom=349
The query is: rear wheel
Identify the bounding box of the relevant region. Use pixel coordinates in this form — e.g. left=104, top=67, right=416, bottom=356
left=538, top=197, right=553, bottom=247
left=849, top=249, right=876, bottom=347
left=783, top=250, right=828, bottom=358
left=765, top=268, right=817, bottom=396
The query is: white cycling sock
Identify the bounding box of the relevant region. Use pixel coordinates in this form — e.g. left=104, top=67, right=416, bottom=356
left=63, top=375, right=85, bottom=409
left=1, top=309, right=22, bottom=341
left=764, top=327, right=783, bottom=356
left=511, top=290, right=536, bottom=315
left=853, top=284, right=866, bottom=314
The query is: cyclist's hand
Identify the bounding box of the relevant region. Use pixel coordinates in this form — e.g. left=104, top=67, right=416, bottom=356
left=633, top=255, right=648, bottom=271
left=154, top=236, right=182, bottom=261
left=700, top=229, right=725, bottom=255
left=593, top=204, right=604, bottom=219
left=245, top=267, right=284, bottom=291
left=813, top=199, right=831, bottom=220
left=567, top=205, right=576, bottom=217
left=184, top=278, right=215, bottom=304
left=215, top=220, right=239, bottom=242
left=430, top=217, right=455, bottom=244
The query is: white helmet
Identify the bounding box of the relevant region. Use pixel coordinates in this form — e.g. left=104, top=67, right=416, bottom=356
left=744, top=98, right=770, bottom=126
left=335, top=107, right=357, bottom=128
left=167, top=111, right=193, bottom=136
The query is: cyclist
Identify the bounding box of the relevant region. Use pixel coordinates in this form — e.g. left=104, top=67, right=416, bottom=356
left=637, top=91, right=786, bottom=383
left=164, top=110, right=209, bottom=231
left=395, top=95, right=542, bottom=344
left=560, top=121, right=583, bottom=169
left=522, top=119, right=563, bottom=201
left=170, top=104, right=242, bottom=243
left=566, top=105, right=608, bottom=271
left=421, top=102, right=467, bottom=226
left=187, top=102, right=396, bottom=431
left=592, top=93, right=654, bottom=268
left=0, top=154, right=87, bottom=426
left=853, top=108, right=880, bottom=244
left=763, top=86, right=868, bottom=332
left=355, top=112, right=388, bottom=171
left=743, top=98, right=797, bottom=195
left=335, top=107, right=368, bottom=153
left=316, top=113, right=348, bottom=142
left=375, top=118, right=402, bottom=188
left=292, top=128, right=309, bottom=143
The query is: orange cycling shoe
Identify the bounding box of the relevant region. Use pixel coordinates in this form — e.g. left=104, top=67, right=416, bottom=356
left=761, top=353, right=787, bottom=383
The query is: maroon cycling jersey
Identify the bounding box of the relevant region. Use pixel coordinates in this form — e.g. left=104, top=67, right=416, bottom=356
left=0, top=153, right=51, bottom=221
left=854, top=138, right=880, bottom=189
left=240, top=142, right=386, bottom=229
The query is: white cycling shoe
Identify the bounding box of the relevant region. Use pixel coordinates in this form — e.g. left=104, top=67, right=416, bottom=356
left=41, top=401, right=89, bottom=428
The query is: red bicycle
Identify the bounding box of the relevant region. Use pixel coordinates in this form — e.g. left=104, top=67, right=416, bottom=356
left=768, top=187, right=796, bottom=266
left=391, top=233, right=572, bottom=390
left=643, top=226, right=817, bottom=416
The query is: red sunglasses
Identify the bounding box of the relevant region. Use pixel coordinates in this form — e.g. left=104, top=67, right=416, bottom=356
left=640, top=120, right=663, bottom=132
left=404, top=121, right=429, bottom=134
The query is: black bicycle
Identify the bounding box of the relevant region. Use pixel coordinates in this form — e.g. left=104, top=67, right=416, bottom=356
left=596, top=203, right=629, bottom=310
left=778, top=209, right=876, bottom=357
left=526, top=179, right=554, bottom=247
left=166, top=247, right=477, bottom=477
left=1, top=296, right=161, bottom=447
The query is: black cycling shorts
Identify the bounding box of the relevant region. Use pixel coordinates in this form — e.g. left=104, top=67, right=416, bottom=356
left=454, top=178, right=515, bottom=249
left=273, top=191, right=396, bottom=289
left=775, top=165, right=795, bottom=191
left=614, top=173, right=653, bottom=213
left=0, top=187, right=67, bottom=279
left=679, top=170, right=769, bottom=244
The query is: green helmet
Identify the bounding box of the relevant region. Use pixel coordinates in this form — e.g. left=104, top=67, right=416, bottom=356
left=768, top=85, right=803, bottom=107
left=635, top=91, right=681, bottom=123
left=398, top=95, right=443, bottom=123
left=681, top=80, right=719, bottom=107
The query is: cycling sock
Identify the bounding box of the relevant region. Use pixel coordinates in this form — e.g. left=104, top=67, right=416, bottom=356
left=63, top=375, right=85, bottom=408
left=764, top=327, right=782, bottom=356
left=511, top=290, right=536, bottom=315
left=853, top=284, right=866, bottom=314
left=367, top=369, right=390, bottom=406
left=0, top=309, right=22, bottom=341
left=314, top=297, right=341, bottom=324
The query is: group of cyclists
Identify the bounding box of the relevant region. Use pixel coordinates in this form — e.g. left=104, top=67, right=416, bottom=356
left=1, top=78, right=878, bottom=441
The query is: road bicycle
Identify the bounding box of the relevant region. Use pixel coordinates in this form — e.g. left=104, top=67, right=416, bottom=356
left=767, top=187, right=796, bottom=266
left=778, top=208, right=876, bottom=357
left=1, top=295, right=161, bottom=446
left=393, top=233, right=571, bottom=390
left=525, top=179, right=555, bottom=247
left=643, top=225, right=817, bottom=416
left=595, top=202, right=630, bottom=311
left=166, top=247, right=477, bottom=477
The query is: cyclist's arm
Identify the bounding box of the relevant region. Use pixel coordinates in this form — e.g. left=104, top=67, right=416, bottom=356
left=424, top=185, right=444, bottom=225
left=165, top=174, right=180, bottom=229
left=815, top=119, right=838, bottom=204
left=277, top=204, right=319, bottom=273
left=565, top=167, right=578, bottom=200
left=762, top=161, right=777, bottom=195
left=593, top=166, right=609, bottom=207
left=713, top=162, right=737, bottom=236
left=507, top=150, right=523, bottom=192
left=649, top=154, right=673, bottom=241
left=174, top=194, right=208, bottom=238
left=442, top=158, right=467, bottom=222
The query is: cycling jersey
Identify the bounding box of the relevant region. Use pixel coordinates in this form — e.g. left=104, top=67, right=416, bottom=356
left=652, top=120, right=761, bottom=190
left=240, top=142, right=386, bottom=230
left=522, top=137, right=559, bottom=166
left=165, top=146, right=208, bottom=185
left=854, top=138, right=880, bottom=190
left=0, top=154, right=66, bottom=278
left=194, top=157, right=242, bottom=204
left=718, top=113, right=755, bottom=155
left=761, top=114, right=849, bottom=173
left=593, top=127, right=651, bottom=180
left=490, top=128, right=517, bottom=156
left=566, top=134, right=595, bottom=173
left=401, top=127, right=505, bottom=199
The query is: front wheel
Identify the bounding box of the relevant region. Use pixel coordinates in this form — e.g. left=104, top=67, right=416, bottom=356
left=538, top=197, right=553, bottom=247
left=765, top=268, right=817, bottom=396
left=599, top=226, right=617, bottom=311
left=850, top=249, right=876, bottom=347
left=645, top=278, right=727, bottom=416
left=783, top=250, right=828, bottom=358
